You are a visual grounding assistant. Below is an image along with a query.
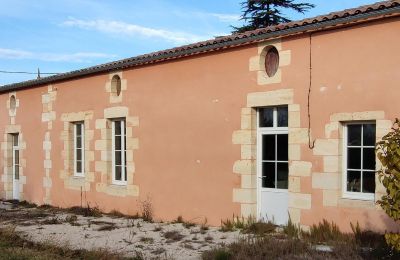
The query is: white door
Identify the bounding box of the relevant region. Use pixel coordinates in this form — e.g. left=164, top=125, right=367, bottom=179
left=12, top=134, right=20, bottom=200
left=257, top=107, right=289, bottom=225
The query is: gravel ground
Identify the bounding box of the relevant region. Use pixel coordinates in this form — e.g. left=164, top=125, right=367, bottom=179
left=0, top=201, right=243, bottom=259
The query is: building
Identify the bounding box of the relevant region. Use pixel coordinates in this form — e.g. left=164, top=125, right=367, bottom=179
left=1, top=1, right=399, bottom=232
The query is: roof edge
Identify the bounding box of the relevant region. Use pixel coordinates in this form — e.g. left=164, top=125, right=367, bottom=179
left=1, top=1, right=399, bottom=93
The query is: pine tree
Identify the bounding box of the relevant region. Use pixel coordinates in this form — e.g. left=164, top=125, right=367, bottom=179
left=233, top=0, right=315, bottom=33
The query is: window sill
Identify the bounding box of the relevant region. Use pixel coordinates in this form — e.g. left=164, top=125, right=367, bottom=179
left=72, top=175, right=85, bottom=179
left=111, top=182, right=127, bottom=187
left=338, top=197, right=376, bottom=209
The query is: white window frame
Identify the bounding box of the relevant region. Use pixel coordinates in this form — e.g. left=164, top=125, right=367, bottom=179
left=257, top=106, right=289, bottom=192
left=73, top=122, right=85, bottom=177
left=342, top=122, right=376, bottom=201
left=112, top=119, right=127, bottom=185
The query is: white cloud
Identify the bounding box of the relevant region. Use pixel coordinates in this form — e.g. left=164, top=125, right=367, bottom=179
left=0, top=48, right=116, bottom=62
left=61, top=17, right=210, bottom=45
left=207, top=13, right=241, bottom=23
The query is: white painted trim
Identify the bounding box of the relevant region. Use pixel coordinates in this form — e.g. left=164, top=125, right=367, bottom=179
left=256, top=107, right=289, bottom=219
left=342, top=122, right=375, bottom=201
left=12, top=134, right=20, bottom=200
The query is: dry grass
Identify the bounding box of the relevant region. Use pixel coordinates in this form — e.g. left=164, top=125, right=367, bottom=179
left=139, top=196, right=153, bottom=222
left=67, top=204, right=102, bottom=217
left=204, top=219, right=400, bottom=260
left=0, top=226, right=123, bottom=259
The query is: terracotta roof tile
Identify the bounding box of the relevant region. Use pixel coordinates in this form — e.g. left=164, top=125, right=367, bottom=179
left=1, top=0, right=399, bottom=92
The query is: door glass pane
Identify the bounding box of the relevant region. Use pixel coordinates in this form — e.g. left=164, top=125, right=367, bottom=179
left=115, top=166, right=122, bottom=181
left=77, top=137, right=82, bottom=148
left=363, top=124, right=376, bottom=146
left=277, top=107, right=288, bottom=127
left=76, top=149, right=82, bottom=160
left=277, top=134, right=288, bottom=161
left=76, top=124, right=82, bottom=135
left=15, top=150, right=19, bottom=164
left=115, top=151, right=122, bottom=165
left=276, top=163, right=288, bottom=189
left=14, top=166, right=19, bottom=180
left=114, top=121, right=121, bottom=135
left=115, top=136, right=121, bottom=150
left=262, top=162, right=275, bottom=188
left=362, top=171, right=375, bottom=193
left=348, top=148, right=361, bottom=169
left=262, top=135, right=275, bottom=160
left=76, top=161, right=82, bottom=173
left=13, top=135, right=18, bottom=146
left=259, top=108, right=273, bottom=127
left=347, top=171, right=361, bottom=192
left=363, top=148, right=375, bottom=170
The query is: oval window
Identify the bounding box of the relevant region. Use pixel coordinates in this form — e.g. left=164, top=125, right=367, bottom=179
left=111, top=75, right=122, bottom=96
left=10, top=95, right=16, bottom=113
left=264, top=47, right=280, bottom=77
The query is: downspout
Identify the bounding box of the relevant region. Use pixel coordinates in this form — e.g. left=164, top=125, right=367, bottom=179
left=307, top=33, right=315, bottom=149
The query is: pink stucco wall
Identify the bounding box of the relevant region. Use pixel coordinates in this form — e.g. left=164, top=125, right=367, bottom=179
left=1, top=16, right=399, bottom=231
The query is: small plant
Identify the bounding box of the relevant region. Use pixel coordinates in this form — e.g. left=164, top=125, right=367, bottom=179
left=19, top=200, right=37, bottom=208
left=139, top=196, right=153, bottom=222
left=96, top=224, right=116, bottom=231
left=204, top=235, right=214, bottom=242
left=283, top=217, right=302, bottom=239
left=153, top=226, right=163, bottom=232
left=108, top=209, right=125, bottom=218
left=304, top=219, right=351, bottom=244
left=175, top=215, right=184, bottom=223
left=200, top=218, right=209, bottom=232
left=164, top=230, right=185, bottom=242
left=376, top=118, right=400, bottom=251
left=243, top=221, right=276, bottom=236
left=139, top=236, right=154, bottom=243
left=68, top=203, right=102, bottom=217
left=41, top=217, right=61, bottom=225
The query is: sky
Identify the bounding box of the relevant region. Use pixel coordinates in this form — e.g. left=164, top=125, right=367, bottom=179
left=0, top=0, right=380, bottom=86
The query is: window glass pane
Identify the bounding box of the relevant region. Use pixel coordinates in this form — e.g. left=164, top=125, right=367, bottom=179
left=115, top=136, right=121, bottom=150
left=124, top=166, right=127, bottom=181
left=362, top=172, right=375, bottom=193
left=115, top=166, right=122, bottom=181
left=76, top=149, right=82, bottom=160
left=347, top=125, right=361, bottom=146
left=115, top=151, right=122, bottom=165
left=262, top=135, right=275, bottom=160
left=348, top=148, right=361, bottom=169
left=277, top=163, right=288, bottom=189
left=13, top=135, right=18, bottom=146
left=363, top=124, right=376, bottom=146
left=14, top=166, right=19, bottom=180
left=259, top=108, right=273, bottom=127
left=77, top=137, right=82, bottom=148
left=262, top=162, right=275, bottom=188
left=76, top=124, right=82, bottom=135
left=277, top=134, right=288, bottom=161
left=76, top=161, right=82, bottom=173
left=363, top=148, right=376, bottom=170
left=347, top=171, right=361, bottom=192
left=277, top=107, right=288, bottom=127
left=114, top=121, right=121, bottom=135
left=15, top=150, right=19, bottom=164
